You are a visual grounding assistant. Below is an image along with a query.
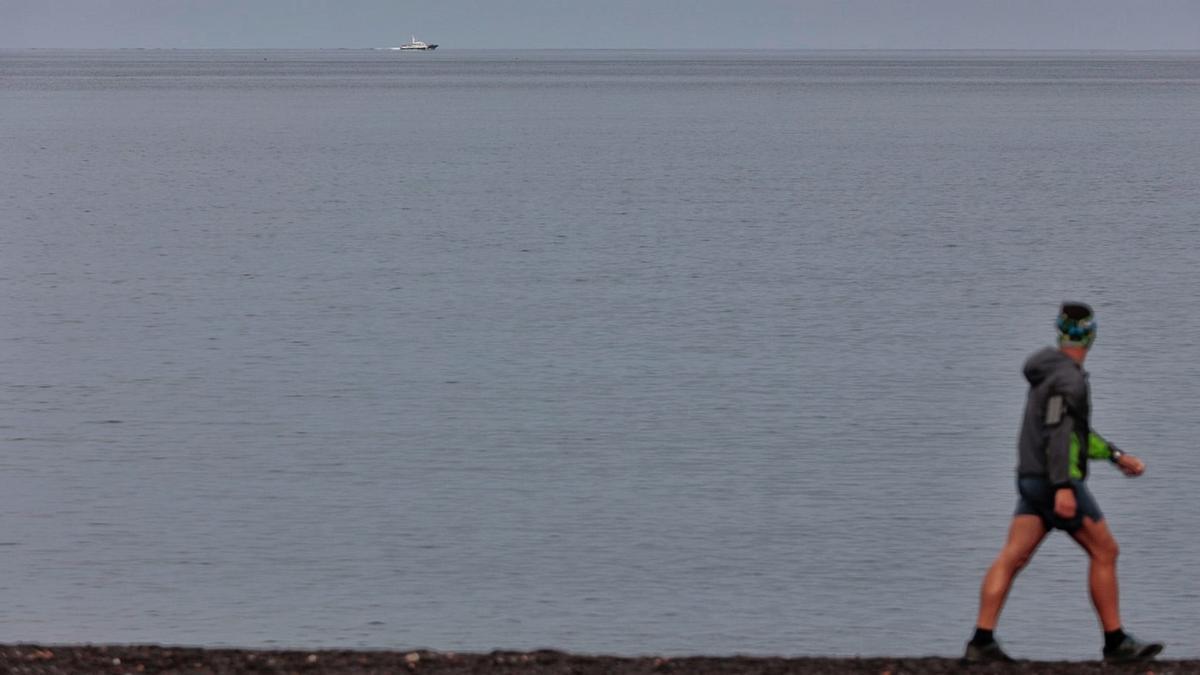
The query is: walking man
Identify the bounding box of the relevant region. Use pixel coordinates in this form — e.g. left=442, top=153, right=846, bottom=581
left=964, top=302, right=1163, bottom=663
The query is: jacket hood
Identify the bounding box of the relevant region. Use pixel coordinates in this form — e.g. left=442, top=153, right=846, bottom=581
left=1023, top=346, right=1079, bottom=387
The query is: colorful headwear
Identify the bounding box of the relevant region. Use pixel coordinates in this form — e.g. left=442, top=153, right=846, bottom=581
left=1057, top=302, right=1096, bottom=348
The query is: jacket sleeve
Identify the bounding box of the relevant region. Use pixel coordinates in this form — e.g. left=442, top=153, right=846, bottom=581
left=1045, top=410, right=1076, bottom=488
left=1087, top=432, right=1120, bottom=461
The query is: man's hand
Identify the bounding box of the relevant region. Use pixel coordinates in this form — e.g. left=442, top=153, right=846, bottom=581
left=1116, top=452, right=1146, bottom=477
left=1054, top=487, right=1077, bottom=520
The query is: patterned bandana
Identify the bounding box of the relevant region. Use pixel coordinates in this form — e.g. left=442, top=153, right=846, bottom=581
left=1057, top=302, right=1096, bottom=348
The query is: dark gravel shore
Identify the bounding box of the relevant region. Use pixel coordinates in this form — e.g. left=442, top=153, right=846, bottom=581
left=1, top=646, right=1192, bottom=675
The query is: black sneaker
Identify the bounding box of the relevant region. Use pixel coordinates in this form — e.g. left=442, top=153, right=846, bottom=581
left=1103, top=634, right=1163, bottom=663
left=962, top=640, right=1016, bottom=663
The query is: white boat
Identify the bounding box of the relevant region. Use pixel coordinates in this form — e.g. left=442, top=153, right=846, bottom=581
left=394, top=36, right=438, bottom=50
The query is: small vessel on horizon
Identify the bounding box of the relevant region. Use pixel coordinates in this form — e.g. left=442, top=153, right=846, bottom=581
left=393, top=36, right=438, bottom=51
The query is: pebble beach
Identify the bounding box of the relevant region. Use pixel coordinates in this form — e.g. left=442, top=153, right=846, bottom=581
left=1, top=646, right=1192, bottom=675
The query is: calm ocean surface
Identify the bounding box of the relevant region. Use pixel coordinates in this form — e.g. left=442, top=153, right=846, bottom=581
left=3, top=49, right=1200, bottom=660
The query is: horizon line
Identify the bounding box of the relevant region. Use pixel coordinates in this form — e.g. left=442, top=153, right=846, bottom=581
left=6, top=46, right=1200, bottom=52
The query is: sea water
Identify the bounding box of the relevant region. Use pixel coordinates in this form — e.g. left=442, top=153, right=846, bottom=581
left=2, top=49, right=1200, bottom=660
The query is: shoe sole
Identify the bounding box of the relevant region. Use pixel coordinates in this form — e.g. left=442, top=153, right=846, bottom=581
left=1104, top=643, right=1163, bottom=663
left=960, top=658, right=1016, bottom=665
left=960, top=654, right=1016, bottom=665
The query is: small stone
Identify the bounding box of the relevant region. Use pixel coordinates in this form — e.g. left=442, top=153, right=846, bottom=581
left=112, top=657, right=122, bottom=666
left=307, top=654, right=319, bottom=663
left=405, top=652, right=421, bottom=664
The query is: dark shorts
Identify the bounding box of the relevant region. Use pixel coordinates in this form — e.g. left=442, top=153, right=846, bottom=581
left=1015, top=476, right=1104, bottom=532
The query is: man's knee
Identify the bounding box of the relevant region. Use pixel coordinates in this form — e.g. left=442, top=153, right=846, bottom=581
left=1000, top=545, right=1035, bottom=571
left=1094, top=538, right=1119, bottom=565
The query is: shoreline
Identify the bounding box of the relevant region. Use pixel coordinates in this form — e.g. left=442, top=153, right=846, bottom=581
left=1, top=645, right=1191, bottom=674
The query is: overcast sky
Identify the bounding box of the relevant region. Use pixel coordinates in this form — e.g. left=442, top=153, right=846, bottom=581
left=3, top=0, right=1198, bottom=50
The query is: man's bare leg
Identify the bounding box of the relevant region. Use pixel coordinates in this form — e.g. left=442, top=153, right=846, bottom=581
left=976, top=514, right=1049, bottom=629
left=1069, top=516, right=1121, bottom=631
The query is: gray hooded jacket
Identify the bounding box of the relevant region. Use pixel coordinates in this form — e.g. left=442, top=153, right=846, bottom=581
left=1017, top=347, right=1118, bottom=487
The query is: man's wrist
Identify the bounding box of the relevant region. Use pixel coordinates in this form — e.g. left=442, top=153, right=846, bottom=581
left=1110, top=447, right=1125, bottom=464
